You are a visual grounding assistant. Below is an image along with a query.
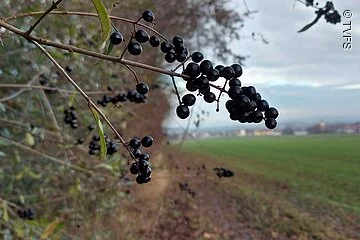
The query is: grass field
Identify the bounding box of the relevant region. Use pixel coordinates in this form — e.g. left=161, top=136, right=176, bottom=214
left=183, top=134, right=360, bottom=213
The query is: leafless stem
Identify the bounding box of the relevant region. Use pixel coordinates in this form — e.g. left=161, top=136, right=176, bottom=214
left=38, top=89, right=63, bottom=141
left=25, top=0, right=65, bottom=36
left=32, top=41, right=135, bottom=159
left=0, top=72, right=43, bottom=102
left=0, top=84, right=123, bottom=95
left=124, top=64, right=140, bottom=84
left=0, top=135, right=102, bottom=176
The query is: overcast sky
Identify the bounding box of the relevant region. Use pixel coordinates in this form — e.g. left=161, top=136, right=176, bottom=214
left=164, top=0, right=360, bottom=130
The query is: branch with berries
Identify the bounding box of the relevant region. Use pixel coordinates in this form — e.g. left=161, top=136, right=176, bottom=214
left=0, top=7, right=279, bottom=184
left=297, top=0, right=341, bottom=32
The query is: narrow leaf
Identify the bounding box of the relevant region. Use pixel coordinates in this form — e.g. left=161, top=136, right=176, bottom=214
left=2, top=202, right=9, bottom=222
left=91, top=0, right=111, bottom=48
left=41, top=218, right=60, bottom=239
left=298, top=13, right=323, bottom=33
left=90, top=107, right=107, bottom=160
left=25, top=133, right=35, bottom=147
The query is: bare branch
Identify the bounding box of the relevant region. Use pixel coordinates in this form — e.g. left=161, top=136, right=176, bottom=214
left=31, top=40, right=135, bottom=159
left=25, top=0, right=65, bottom=35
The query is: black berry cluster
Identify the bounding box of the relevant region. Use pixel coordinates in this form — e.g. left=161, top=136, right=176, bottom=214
left=97, top=88, right=148, bottom=107
left=158, top=36, right=189, bottom=63
left=63, top=106, right=79, bottom=129
left=301, top=1, right=341, bottom=31
left=128, top=136, right=154, bottom=184
left=179, top=182, right=195, bottom=198
left=88, top=134, right=119, bottom=156
left=176, top=54, right=279, bottom=129
left=38, top=74, right=56, bottom=94
left=324, top=10, right=341, bottom=24
left=17, top=208, right=35, bottom=220
left=213, top=167, right=234, bottom=178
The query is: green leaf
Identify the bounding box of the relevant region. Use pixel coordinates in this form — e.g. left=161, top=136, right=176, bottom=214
left=90, top=107, right=107, bottom=160
left=91, top=0, right=111, bottom=48
left=298, top=12, right=323, bottom=33
left=41, top=218, right=60, bottom=239
left=25, top=133, right=35, bottom=146
left=2, top=202, right=9, bottom=222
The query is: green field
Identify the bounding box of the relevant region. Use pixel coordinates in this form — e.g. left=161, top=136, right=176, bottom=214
left=183, top=134, right=360, bottom=213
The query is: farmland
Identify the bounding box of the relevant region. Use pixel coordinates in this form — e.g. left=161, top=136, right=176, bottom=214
left=183, top=134, right=360, bottom=214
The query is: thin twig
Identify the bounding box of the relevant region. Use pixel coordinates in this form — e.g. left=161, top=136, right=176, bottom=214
left=124, top=64, right=140, bottom=84
left=38, top=89, right=64, bottom=141
left=0, top=84, right=123, bottom=95
left=32, top=41, right=135, bottom=159
left=170, top=75, right=182, bottom=105
left=5, top=10, right=168, bottom=41
left=25, top=0, right=65, bottom=36
left=0, top=136, right=100, bottom=176
left=0, top=72, right=42, bottom=102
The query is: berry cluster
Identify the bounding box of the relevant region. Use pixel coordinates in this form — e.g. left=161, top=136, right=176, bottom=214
left=97, top=87, right=148, bottom=107
left=88, top=134, right=119, bottom=156
left=324, top=10, right=341, bottom=24
left=63, top=106, right=78, bottom=129
left=17, top=208, right=35, bottom=220
left=160, top=36, right=189, bottom=63
left=175, top=54, right=279, bottom=129
left=179, top=182, right=195, bottom=198
left=213, top=167, right=234, bottom=178
left=128, top=136, right=154, bottom=184
left=301, top=1, right=341, bottom=31
left=109, top=11, right=156, bottom=56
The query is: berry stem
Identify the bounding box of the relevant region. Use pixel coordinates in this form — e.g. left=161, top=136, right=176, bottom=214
left=170, top=74, right=182, bottom=105
left=25, top=0, right=65, bottom=36
left=118, top=34, right=134, bottom=61
left=215, top=79, right=229, bottom=112
left=172, top=55, right=192, bottom=72
left=123, top=64, right=140, bottom=84
left=32, top=40, right=136, bottom=160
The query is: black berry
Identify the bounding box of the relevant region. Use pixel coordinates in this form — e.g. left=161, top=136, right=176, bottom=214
left=172, top=36, right=184, bottom=47
left=265, top=107, right=279, bottom=119
left=129, top=138, right=141, bottom=149
left=142, top=10, right=155, bottom=22
left=222, top=66, right=235, bottom=79
left=128, top=42, right=142, bottom=55
left=135, top=29, right=150, bottom=43
left=191, top=52, right=204, bottom=63
left=149, top=36, right=160, bottom=47
left=265, top=118, right=277, bottom=129
left=203, top=92, right=216, bottom=103
left=200, top=60, right=213, bottom=74
left=165, top=52, right=176, bottom=63
left=160, top=42, right=172, bottom=53
left=231, top=64, right=243, bottom=77
left=176, top=105, right=190, bottom=119
left=110, top=32, right=123, bottom=45
left=182, top=94, right=196, bottom=106
left=141, top=136, right=154, bottom=148
left=136, top=83, right=149, bottom=95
